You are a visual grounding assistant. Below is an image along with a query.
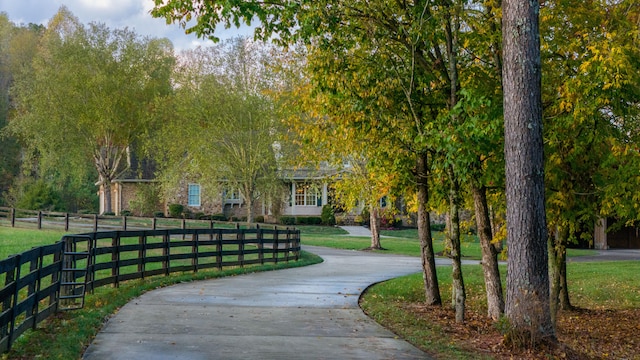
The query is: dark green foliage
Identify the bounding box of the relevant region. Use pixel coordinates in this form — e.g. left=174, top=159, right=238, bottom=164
left=431, top=223, right=446, bottom=232
left=297, top=216, right=322, bottom=225
left=120, top=210, right=132, bottom=216
left=320, top=205, right=336, bottom=225
left=153, top=211, right=165, bottom=218
left=279, top=216, right=296, bottom=225
left=255, top=215, right=265, bottom=223
left=210, top=213, right=228, bottom=221
left=14, top=179, right=63, bottom=211
left=168, top=203, right=183, bottom=218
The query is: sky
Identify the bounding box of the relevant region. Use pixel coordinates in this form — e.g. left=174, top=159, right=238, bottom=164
left=0, top=0, right=253, bottom=51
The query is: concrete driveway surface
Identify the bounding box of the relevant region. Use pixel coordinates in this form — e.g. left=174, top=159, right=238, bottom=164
left=82, top=246, right=438, bottom=360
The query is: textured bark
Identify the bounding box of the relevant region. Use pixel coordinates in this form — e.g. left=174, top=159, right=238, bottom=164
left=103, top=179, right=113, bottom=214
left=417, top=152, right=441, bottom=305
left=369, top=206, right=382, bottom=250
left=472, top=182, right=504, bottom=321
left=548, top=228, right=563, bottom=327
left=549, top=227, right=573, bottom=327
left=558, top=250, right=572, bottom=310
left=448, top=167, right=465, bottom=323
left=502, top=0, right=555, bottom=343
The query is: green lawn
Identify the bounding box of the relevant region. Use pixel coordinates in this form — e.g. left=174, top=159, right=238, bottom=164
left=300, top=226, right=596, bottom=259
left=0, top=227, right=67, bottom=259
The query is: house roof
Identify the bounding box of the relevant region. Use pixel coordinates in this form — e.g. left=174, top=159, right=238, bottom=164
left=278, top=168, right=339, bottom=180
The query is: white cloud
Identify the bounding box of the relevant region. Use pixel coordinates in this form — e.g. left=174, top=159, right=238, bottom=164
left=0, top=0, right=253, bottom=51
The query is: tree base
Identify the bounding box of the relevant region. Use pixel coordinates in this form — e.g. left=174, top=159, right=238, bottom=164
left=360, top=246, right=387, bottom=251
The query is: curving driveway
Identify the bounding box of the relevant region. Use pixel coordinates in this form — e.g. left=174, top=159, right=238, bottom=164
left=82, top=246, right=437, bottom=360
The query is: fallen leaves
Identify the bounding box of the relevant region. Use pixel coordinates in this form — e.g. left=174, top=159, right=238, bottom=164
left=401, top=303, right=640, bottom=359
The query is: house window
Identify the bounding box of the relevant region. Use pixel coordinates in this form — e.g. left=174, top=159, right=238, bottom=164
left=188, top=184, right=201, bottom=207
left=295, top=184, right=319, bottom=206
left=223, top=187, right=242, bottom=204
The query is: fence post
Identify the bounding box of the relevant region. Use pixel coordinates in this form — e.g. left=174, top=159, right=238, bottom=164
left=216, top=230, right=222, bottom=270
left=122, top=216, right=127, bottom=231
left=192, top=232, right=198, bottom=272
left=64, top=213, right=69, bottom=231
left=238, top=229, right=244, bottom=268
left=93, top=215, right=98, bottom=232
left=162, top=231, right=170, bottom=276
left=1, top=256, right=17, bottom=350
left=257, top=225, right=264, bottom=265
left=273, top=229, right=279, bottom=264
left=37, top=211, right=42, bottom=229
left=152, top=217, right=156, bottom=230
left=10, top=208, right=15, bottom=227
left=112, top=234, right=120, bottom=288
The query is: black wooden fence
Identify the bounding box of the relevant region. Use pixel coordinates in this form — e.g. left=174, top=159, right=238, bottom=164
left=0, top=226, right=300, bottom=353
left=0, top=207, right=267, bottom=232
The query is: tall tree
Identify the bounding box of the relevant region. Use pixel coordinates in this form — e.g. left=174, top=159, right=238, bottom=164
left=152, top=1, right=506, bottom=317
left=541, top=0, right=640, bottom=322
left=152, top=38, right=280, bottom=223
left=0, top=15, right=31, bottom=205
left=502, top=0, right=555, bottom=344
left=7, top=7, right=175, bottom=214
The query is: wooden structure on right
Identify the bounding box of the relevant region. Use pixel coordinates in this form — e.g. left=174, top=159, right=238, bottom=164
left=594, top=218, right=640, bottom=249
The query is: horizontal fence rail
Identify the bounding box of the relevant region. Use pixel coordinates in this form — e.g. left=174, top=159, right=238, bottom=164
left=0, top=226, right=300, bottom=353
left=0, top=207, right=279, bottom=232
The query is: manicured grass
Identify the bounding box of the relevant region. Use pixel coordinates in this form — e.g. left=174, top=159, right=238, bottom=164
left=0, top=227, right=67, bottom=259
left=568, top=261, right=640, bottom=309
left=297, top=225, right=349, bottom=236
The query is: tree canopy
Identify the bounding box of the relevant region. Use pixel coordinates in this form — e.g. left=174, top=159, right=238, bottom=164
left=151, top=38, right=282, bottom=222
left=7, top=7, right=175, bottom=213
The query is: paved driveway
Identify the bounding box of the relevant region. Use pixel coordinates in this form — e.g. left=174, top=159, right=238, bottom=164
left=82, top=246, right=434, bottom=360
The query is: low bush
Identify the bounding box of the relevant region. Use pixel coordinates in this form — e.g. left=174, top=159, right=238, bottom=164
left=279, top=216, right=296, bottom=225
left=320, top=205, right=336, bottom=226
left=168, top=204, right=183, bottom=218
left=299, top=216, right=322, bottom=225
left=254, top=215, right=265, bottom=223
left=210, top=214, right=227, bottom=221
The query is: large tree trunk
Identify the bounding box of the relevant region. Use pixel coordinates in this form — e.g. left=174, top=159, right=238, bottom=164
left=369, top=205, right=382, bottom=250
left=94, top=142, right=127, bottom=215
left=448, top=167, right=465, bottom=323
left=472, top=182, right=504, bottom=321
left=103, top=178, right=113, bottom=214
left=417, top=152, right=441, bottom=305
left=502, top=0, right=555, bottom=345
